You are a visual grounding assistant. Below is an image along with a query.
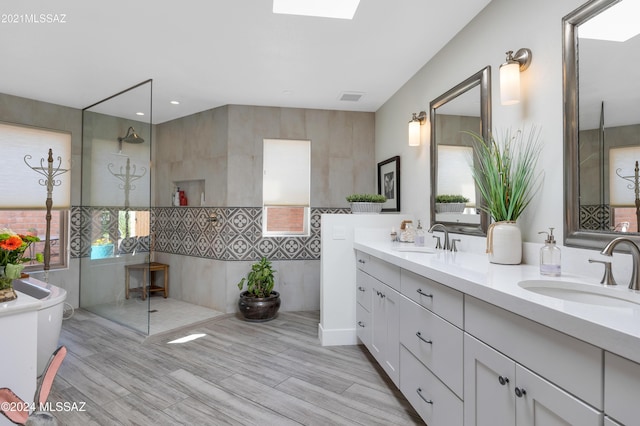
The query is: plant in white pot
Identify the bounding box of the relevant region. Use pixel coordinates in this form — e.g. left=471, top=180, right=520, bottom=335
left=237, top=257, right=280, bottom=322
left=346, top=194, right=387, bottom=214
left=435, top=194, right=470, bottom=213
left=467, top=127, right=543, bottom=264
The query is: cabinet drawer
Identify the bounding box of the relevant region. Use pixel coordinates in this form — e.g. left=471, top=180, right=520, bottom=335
left=356, top=251, right=369, bottom=271
left=357, top=254, right=400, bottom=291
left=465, top=296, right=603, bottom=409
left=400, top=345, right=462, bottom=426
left=356, top=269, right=372, bottom=312
left=400, top=297, right=463, bottom=398
left=605, top=352, right=640, bottom=426
left=356, top=302, right=371, bottom=349
left=401, top=269, right=463, bottom=328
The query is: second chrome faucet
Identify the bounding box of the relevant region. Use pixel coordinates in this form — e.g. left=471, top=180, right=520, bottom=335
left=428, top=223, right=457, bottom=251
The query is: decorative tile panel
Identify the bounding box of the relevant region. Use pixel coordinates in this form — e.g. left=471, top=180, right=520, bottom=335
left=71, top=206, right=349, bottom=261
left=580, top=204, right=610, bottom=231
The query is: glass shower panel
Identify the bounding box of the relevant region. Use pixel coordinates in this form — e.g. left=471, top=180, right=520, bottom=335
left=80, top=80, right=152, bottom=335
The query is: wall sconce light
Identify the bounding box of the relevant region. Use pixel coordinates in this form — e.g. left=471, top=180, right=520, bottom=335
left=500, top=48, right=532, bottom=105
left=408, top=111, right=427, bottom=146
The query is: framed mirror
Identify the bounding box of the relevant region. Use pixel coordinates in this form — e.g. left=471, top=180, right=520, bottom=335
left=430, top=66, right=491, bottom=235
left=564, top=0, right=640, bottom=249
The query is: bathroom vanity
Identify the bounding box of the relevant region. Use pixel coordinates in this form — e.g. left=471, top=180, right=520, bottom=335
left=354, top=240, right=640, bottom=426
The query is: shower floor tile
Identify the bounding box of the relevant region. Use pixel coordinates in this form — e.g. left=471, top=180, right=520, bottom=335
left=86, top=297, right=224, bottom=335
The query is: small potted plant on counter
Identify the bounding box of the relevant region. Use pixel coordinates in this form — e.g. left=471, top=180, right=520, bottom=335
left=435, top=194, right=469, bottom=213
left=346, top=193, right=387, bottom=214
left=237, top=257, right=281, bottom=322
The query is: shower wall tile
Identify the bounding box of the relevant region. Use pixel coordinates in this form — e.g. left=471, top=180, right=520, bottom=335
left=71, top=206, right=349, bottom=261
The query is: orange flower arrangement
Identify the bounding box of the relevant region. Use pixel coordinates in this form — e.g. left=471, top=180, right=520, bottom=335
left=0, top=229, right=43, bottom=290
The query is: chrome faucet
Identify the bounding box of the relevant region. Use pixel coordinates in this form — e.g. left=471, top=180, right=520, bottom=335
left=428, top=223, right=450, bottom=251
left=600, top=237, right=640, bottom=290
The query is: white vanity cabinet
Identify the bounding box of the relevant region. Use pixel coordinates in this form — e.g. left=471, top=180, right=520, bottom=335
left=604, top=352, right=640, bottom=425
left=464, top=333, right=602, bottom=426
left=355, top=251, right=401, bottom=386
left=353, top=246, right=640, bottom=426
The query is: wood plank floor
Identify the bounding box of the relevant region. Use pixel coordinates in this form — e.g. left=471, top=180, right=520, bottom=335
left=49, top=309, right=423, bottom=425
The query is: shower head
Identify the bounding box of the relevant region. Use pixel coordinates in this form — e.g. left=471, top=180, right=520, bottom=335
left=118, top=126, right=144, bottom=144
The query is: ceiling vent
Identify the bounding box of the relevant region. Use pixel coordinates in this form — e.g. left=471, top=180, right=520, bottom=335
left=339, top=92, right=364, bottom=102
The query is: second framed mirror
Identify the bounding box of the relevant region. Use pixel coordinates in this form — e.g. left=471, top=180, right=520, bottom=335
left=430, top=66, right=491, bottom=236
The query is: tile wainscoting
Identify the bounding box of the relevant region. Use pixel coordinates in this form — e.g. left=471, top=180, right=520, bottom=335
left=71, top=206, right=350, bottom=261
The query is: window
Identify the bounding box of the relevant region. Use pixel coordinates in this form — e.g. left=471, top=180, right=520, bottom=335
left=609, top=146, right=640, bottom=232
left=0, top=122, right=71, bottom=270
left=263, top=139, right=311, bottom=236
left=438, top=145, right=476, bottom=206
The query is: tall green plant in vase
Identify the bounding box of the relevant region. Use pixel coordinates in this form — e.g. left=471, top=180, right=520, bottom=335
left=466, top=127, right=543, bottom=264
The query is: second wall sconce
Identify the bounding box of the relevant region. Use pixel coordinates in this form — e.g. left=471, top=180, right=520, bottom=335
left=408, top=111, right=427, bottom=146
left=500, top=48, right=532, bottom=105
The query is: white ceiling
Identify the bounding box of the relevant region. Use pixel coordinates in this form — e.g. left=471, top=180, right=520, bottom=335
left=1, top=0, right=491, bottom=124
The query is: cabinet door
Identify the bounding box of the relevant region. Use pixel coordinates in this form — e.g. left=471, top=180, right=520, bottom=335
left=604, top=416, right=623, bottom=426
left=369, top=279, right=400, bottom=387
left=464, top=334, right=515, bottom=426
left=515, top=364, right=602, bottom=426
left=383, top=284, right=400, bottom=386
left=605, top=351, right=640, bottom=426
left=370, top=279, right=386, bottom=364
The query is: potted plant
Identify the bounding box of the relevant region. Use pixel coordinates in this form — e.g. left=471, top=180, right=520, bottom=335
left=0, top=229, right=43, bottom=302
left=435, top=194, right=469, bottom=213
left=346, top=193, right=387, bottom=214
left=467, top=127, right=543, bottom=264
left=237, top=257, right=281, bottom=322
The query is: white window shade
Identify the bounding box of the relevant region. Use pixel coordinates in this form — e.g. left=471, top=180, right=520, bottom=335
left=263, top=139, right=310, bottom=206
left=438, top=145, right=476, bottom=205
left=0, top=122, right=71, bottom=209
left=610, top=146, right=640, bottom=207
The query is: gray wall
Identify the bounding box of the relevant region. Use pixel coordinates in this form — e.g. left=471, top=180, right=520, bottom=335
left=155, top=104, right=375, bottom=207
left=155, top=104, right=376, bottom=313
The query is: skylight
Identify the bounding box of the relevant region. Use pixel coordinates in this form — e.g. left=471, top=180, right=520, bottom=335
left=273, top=0, right=360, bottom=20
left=578, top=0, right=640, bottom=42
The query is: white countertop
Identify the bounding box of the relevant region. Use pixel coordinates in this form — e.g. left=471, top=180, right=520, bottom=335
left=354, top=240, right=640, bottom=364
left=0, top=289, right=41, bottom=318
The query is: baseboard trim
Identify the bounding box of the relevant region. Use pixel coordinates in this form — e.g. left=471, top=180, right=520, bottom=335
left=318, top=323, right=358, bottom=346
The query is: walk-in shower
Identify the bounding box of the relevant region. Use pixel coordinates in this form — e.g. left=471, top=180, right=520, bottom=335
left=80, top=80, right=153, bottom=334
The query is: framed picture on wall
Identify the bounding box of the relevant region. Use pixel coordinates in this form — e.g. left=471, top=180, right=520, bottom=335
left=377, top=155, right=400, bottom=212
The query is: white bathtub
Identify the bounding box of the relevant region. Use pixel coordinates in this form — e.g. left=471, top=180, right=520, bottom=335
left=13, top=278, right=67, bottom=376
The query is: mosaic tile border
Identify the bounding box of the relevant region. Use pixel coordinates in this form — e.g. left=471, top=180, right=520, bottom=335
left=71, top=206, right=349, bottom=261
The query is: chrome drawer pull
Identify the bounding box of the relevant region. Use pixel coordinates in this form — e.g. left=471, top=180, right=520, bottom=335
left=498, top=375, right=509, bottom=386
left=416, top=388, right=433, bottom=404
left=357, top=286, right=366, bottom=292
left=416, top=331, right=432, bottom=344
left=358, top=259, right=366, bottom=264
left=357, top=321, right=365, bottom=328
left=416, top=288, right=433, bottom=298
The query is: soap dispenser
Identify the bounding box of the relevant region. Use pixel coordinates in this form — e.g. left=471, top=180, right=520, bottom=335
left=415, top=220, right=425, bottom=247
left=538, top=228, right=561, bottom=276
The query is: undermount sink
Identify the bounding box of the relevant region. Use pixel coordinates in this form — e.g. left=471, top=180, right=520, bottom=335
left=518, top=280, right=640, bottom=308
left=392, top=246, right=437, bottom=254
